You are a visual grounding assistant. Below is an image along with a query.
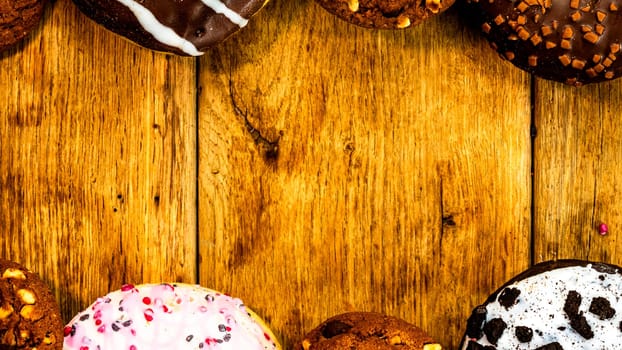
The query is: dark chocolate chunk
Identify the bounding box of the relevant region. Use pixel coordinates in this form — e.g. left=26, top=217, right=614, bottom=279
left=320, top=320, right=353, bottom=339
left=498, top=288, right=521, bottom=309
left=535, top=342, right=564, bottom=350
left=563, top=291, right=581, bottom=316
left=563, top=291, right=594, bottom=339
left=568, top=313, right=594, bottom=340
left=515, top=326, right=533, bottom=343
left=483, top=318, right=507, bottom=345
left=589, top=297, right=616, bottom=319
left=466, top=306, right=488, bottom=339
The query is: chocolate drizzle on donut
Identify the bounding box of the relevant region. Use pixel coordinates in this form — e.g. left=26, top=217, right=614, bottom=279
left=462, top=0, right=622, bottom=85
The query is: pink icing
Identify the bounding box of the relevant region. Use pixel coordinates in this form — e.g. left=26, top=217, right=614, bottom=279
left=63, top=284, right=277, bottom=350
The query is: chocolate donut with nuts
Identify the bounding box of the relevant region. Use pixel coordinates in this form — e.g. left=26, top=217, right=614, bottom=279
left=71, top=0, right=269, bottom=56
left=296, top=312, right=442, bottom=349
left=314, top=0, right=455, bottom=29
left=0, top=258, right=63, bottom=349
left=462, top=0, right=622, bottom=85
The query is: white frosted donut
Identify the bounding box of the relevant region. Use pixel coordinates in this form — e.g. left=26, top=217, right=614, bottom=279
left=63, top=283, right=279, bottom=349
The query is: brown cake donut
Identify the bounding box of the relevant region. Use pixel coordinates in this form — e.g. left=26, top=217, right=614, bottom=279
left=461, top=0, right=622, bottom=85
left=314, top=0, right=455, bottom=29
left=296, top=312, right=442, bottom=350
left=0, top=259, right=63, bottom=349
left=71, top=0, right=269, bottom=56
left=0, top=0, right=47, bottom=52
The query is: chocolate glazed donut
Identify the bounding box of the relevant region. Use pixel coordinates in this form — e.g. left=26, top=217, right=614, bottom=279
left=461, top=0, right=622, bottom=85
left=71, top=0, right=268, bottom=55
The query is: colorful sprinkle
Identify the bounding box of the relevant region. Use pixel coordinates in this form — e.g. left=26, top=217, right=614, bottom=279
left=599, top=223, right=609, bottom=235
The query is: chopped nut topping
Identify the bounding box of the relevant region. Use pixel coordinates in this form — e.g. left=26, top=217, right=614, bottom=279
left=530, top=34, right=542, bottom=45
left=570, top=0, right=580, bottom=8
left=571, top=59, right=586, bottom=69
left=347, top=0, right=359, bottom=11
left=396, top=16, right=411, bottom=28
left=0, top=304, right=14, bottom=319
left=559, top=54, right=572, bottom=66
left=596, top=10, right=607, bottom=22
left=389, top=335, right=403, bottom=345
left=19, top=305, right=44, bottom=321
left=528, top=55, right=538, bottom=66
left=17, top=289, right=36, bottom=305
left=541, top=25, right=553, bottom=36
left=494, top=15, right=505, bottom=25
left=570, top=11, right=582, bottom=21
left=482, top=22, right=492, bottom=33
left=562, top=26, right=574, bottom=38
left=2, top=268, right=26, bottom=280
left=518, top=27, right=531, bottom=40
left=516, top=1, right=529, bottom=12
left=583, top=32, right=600, bottom=44
left=595, top=24, right=605, bottom=35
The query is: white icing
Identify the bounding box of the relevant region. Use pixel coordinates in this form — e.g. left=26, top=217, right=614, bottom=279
left=114, top=0, right=249, bottom=55
left=116, top=0, right=204, bottom=56
left=200, top=0, right=249, bottom=27
left=463, top=264, right=622, bottom=349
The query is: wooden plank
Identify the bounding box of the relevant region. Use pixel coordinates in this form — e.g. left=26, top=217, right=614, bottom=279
left=198, top=1, right=532, bottom=348
left=0, top=1, right=197, bottom=321
left=534, top=79, right=622, bottom=264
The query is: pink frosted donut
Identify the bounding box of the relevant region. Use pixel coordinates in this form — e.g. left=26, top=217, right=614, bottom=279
left=63, top=283, right=279, bottom=350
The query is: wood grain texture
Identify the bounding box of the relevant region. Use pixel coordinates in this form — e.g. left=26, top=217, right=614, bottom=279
left=0, top=0, right=197, bottom=323
left=198, top=1, right=532, bottom=348
left=534, top=79, right=622, bottom=265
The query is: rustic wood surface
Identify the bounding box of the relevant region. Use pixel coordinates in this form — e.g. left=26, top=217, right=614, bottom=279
left=0, top=0, right=620, bottom=349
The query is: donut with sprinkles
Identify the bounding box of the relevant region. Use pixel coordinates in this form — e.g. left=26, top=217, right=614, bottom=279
left=462, top=0, right=622, bottom=85
left=71, top=0, right=269, bottom=55
left=63, top=283, right=280, bottom=349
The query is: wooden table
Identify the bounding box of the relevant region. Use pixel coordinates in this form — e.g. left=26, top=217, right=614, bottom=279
left=2, top=0, right=622, bottom=348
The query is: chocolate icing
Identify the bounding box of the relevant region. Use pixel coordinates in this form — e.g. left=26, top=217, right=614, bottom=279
left=72, top=0, right=267, bottom=55
left=462, top=0, right=622, bottom=85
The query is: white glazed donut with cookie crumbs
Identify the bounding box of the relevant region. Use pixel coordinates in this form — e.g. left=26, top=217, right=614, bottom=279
left=63, top=283, right=280, bottom=350
left=461, top=260, right=622, bottom=350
